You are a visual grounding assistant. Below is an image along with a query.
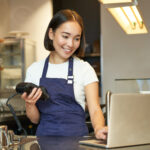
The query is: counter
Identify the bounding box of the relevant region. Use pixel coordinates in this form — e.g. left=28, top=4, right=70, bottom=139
left=0, top=112, right=37, bottom=135
left=0, top=111, right=25, bottom=123
left=4, top=135, right=150, bottom=150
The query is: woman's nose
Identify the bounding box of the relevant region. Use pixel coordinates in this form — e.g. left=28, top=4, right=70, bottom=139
left=67, top=39, right=74, bottom=48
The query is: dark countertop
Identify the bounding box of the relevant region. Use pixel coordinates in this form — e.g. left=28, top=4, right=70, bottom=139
left=5, top=136, right=150, bottom=150
left=0, top=111, right=26, bottom=123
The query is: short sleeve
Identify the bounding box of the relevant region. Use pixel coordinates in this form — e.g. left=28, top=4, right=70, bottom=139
left=24, top=60, right=44, bottom=86
left=73, top=58, right=99, bottom=110
left=82, top=62, right=99, bottom=86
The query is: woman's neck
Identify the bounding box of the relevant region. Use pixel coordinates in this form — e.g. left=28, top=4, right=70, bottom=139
left=49, top=52, right=68, bottom=64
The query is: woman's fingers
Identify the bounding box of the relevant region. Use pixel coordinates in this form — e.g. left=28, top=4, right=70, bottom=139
left=21, top=92, right=28, bottom=99
left=27, top=88, right=38, bottom=99
left=21, top=88, right=43, bottom=104
left=31, top=88, right=42, bottom=102
left=95, top=126, right=108, bottom=140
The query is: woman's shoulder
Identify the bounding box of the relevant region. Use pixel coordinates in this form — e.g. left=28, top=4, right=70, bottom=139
left=73, top=56, right=98, bottom=84
left=73, top=56, right=93, bottom=70
left=74, top=56, right=89, bottom=65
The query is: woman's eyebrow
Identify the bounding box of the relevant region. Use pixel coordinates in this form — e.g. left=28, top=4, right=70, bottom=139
left=62, top=32, right=81, bottom=37
left=62, top=32, right=70, bottom=35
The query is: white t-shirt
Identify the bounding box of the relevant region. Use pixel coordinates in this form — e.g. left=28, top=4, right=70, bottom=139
left=25, top=56, right=98, bottom=110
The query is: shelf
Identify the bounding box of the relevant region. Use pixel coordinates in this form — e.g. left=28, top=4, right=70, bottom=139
left=2, top=66, right=21, bottom=69
left=85, top=53, right=100, bottom=57
left=97, top=72, right=101, bottom=76
left=1, top=68, right=21, bottom=79
left=80, top=53, right=100, bottom=58
left=2, top=77, right=21, bottom=80
left=0, top=39, right=19, bottom=45
left=0, top=52, right=21, bottom=56
left=115, top=78, right=150, bottom=81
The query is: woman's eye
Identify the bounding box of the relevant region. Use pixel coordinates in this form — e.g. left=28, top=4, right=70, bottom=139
left=75, top=38, right=80, bottom=41
left=62, top=35, right=68, bottom=39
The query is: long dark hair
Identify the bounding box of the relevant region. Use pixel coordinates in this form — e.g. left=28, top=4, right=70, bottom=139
left=44, top=9, right=85, bottom=56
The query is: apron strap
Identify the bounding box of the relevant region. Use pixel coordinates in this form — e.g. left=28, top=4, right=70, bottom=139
left=67, top=57, right=74, bottom=84
left=42, top=55, right=50, bottom=78
left=41, top=55, right=74, bottom=84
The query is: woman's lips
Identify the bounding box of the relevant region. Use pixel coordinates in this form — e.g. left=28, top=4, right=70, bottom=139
left=63, top=48, right=72, bottom=54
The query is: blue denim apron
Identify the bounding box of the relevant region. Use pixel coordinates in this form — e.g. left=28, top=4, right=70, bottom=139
left=36, top=55, right=88, bottom=136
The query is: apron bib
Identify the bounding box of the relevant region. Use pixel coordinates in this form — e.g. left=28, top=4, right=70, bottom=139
left=36, top=55, right=88, bottom=136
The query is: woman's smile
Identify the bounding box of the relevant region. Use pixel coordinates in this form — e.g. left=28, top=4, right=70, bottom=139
left=62, top=47, right=73, bottom=54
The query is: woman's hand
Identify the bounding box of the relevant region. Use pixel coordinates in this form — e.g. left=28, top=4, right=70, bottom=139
left=21, top=87, right=41, bottom=124
left=21, top=87, right=42, bottom=105
left=95, top=126, right=108, bottom=140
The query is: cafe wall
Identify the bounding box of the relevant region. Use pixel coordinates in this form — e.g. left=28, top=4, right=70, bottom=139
left=0, top=0, right=10, bottom=37
left=100, top=0, right=150, bottom=103
left=0, top=0, right=53, bottom=60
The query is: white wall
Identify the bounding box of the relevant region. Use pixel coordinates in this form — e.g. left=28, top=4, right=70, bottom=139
left=0, top=0, right=10, bottom=37
left=101, top=0, right=150, bottom=103
left=0, top=0, right=53, bottom=61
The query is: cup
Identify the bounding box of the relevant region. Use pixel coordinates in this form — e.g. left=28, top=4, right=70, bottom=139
left=0, top=125, right=9, bottom=148
left=8, top=130, right=15, bottom=145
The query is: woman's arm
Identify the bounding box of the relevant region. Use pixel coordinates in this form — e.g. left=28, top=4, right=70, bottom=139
left=21, top=88, right=42, bottom=124
left=85, top=82, right=107, bottom=140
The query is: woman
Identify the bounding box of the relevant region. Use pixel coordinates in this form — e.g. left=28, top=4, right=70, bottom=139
left=21, top=9, right=107, bottom=140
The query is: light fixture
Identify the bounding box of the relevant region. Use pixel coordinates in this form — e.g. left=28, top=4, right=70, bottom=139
left=99, top=0, right=133, bottom=4
left=108, top=6, right=148, bottom=34
left=99, top=0, right=148, bottom=34
left=98, top=0, right=138, bottom=7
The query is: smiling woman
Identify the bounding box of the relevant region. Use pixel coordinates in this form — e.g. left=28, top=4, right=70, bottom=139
left=44, top=9, right=85, bottom=57
left=21, top=9, right=107, bottom=139
left=48, top=21, right=82, bottom=63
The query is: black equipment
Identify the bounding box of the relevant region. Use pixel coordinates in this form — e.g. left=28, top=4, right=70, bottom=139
left=16, top=82, right=49, bottom=101
left=6, top=82, right=49, bottom=135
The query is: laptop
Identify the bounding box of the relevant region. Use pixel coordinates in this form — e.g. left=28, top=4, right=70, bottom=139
left=79, top=93, right=150, bottom=148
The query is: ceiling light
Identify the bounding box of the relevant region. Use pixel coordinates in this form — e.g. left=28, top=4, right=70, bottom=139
left=99, top=0, right=133, bottom=4
left=108, top=6, right=148, bottom=34
left=99, top=0, right=148, bottom=34
left=98, top=0, right=138, bottom=8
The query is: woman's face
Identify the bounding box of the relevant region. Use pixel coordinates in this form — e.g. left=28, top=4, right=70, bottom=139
left=49, top=21, right=82, bottom=62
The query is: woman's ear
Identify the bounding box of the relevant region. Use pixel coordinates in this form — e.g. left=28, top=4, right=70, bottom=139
left=48, top=28, right=54, bottom=40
